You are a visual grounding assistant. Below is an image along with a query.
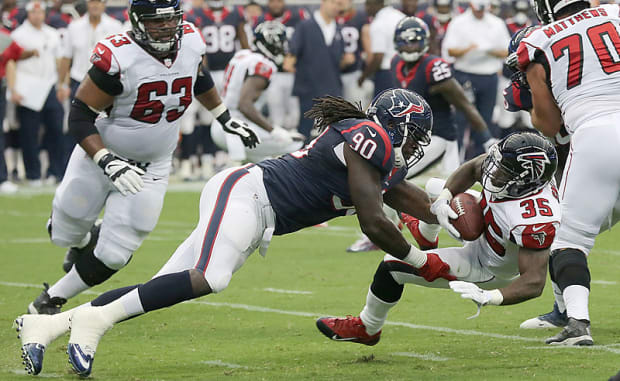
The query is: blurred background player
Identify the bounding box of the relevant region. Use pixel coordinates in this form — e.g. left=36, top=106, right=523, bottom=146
left=212, top=21, right=304, bottom=162
left=256, top=0, right=308, bottom=132
left=26, top=0, right=258, bottom=316
left=284, top=0, right=353, bottom=139
left=441, top=0, right=510, bottom=160
left=9, top=0, right=65, bottom=185
left=318, top=132, right=559, bottom=346
left=358, top=0, right=404, bottom=96
left=180, top=0, right=250, bottom=179
left=337, top=0, right=372, bottom=106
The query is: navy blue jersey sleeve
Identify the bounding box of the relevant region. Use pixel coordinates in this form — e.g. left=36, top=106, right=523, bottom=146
left=333, top=119, right=395, bottom=175
left=425, top=57, right=453, bottom=86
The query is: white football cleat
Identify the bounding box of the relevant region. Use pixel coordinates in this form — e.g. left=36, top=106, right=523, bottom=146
left=14, top=313, right=71, bottom=375
left=520, top=303, right=568, bottom=329
left=346, top=234, right=379, bottom=253
left=68, top=306, right=114, bottom=377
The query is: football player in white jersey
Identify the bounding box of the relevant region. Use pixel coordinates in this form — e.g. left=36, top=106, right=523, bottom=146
left=316, top=132, right=561, bottom=346
left=211, top=21, right=305, bottom=162
left=26, top=0, right=259, bottom=315
left=511, top=0, right=620, bottom=345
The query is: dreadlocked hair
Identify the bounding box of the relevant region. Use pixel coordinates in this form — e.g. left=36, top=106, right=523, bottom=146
left=304, top=95, right=368, bottom=132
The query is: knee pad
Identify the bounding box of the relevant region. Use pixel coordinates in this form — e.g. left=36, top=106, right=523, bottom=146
left=550, top=249, right=590, bottom=291
left=205, top=271, right=232, bottom=294
left=75, top=249, right=120, bottom=287
left=370, top=261, right=410, bottom=303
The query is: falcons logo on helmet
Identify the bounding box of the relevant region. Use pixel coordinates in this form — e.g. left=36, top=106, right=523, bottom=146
left=388, top=92, right=425, bottom=117
left=517, top=152, right=551, bottom=180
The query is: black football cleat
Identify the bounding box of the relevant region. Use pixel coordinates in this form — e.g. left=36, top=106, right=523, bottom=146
left=63, top=220, right=101, bottom=273
left=27, top=283, right=66, bottom=315
left=545, top=317, right=593, bottom=346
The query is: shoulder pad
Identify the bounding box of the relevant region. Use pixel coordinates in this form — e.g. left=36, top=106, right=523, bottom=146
left=426, top=56, right=453, bottom=84
left=332, top=119, right=394, bottom=174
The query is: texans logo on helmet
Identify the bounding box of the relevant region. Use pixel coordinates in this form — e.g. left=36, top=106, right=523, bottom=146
left=517, top=152, right=551, bottom=180
left=388, top=92, right=425, bottom=117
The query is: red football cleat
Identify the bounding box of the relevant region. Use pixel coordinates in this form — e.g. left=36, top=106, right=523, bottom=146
left=400, top=213, right=438, bottom=251
left=316, top=316, right=381, bottom=346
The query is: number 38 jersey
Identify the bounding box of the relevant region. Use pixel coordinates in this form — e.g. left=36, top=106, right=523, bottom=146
left=391, top=54, right=456, bottom=141
left=257, top=118, right=406, bottom=235
left=90, top=23, right=206, bottom=164
left=517, top=4, right=620, bottom=133
left=477, top=185, right=561, bottom=279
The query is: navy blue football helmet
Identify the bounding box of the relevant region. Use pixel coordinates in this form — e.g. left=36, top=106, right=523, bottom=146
left=254, top=21, right=287, bottom=67
left=504, top=25, right=539, bottom=74
left=129, top=0, right=184, bottom=56
left=394, top=16, right=430, bottom=63
left=482, top=131, right=557, bottom=199
left=367, top=88, right=433, bottom=169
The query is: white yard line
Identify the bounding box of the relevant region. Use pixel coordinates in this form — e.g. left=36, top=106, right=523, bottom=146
left=2, top=280, right=619, bottom=354
left=591, top=280, right=617, bottom=285
left=525, top=345, right=620, bottom=354
left=0, top=281, right=99, bottom=295
left=263, top=288, right=313, bottom=295
left=201, top=360, right=248, bottom=369
left=391, top=352, right=450, bottom=361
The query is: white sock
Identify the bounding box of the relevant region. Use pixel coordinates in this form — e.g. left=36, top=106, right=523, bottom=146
left=75, top=232, right=91, bottom=249
left=359, top=289, right=397, bottom=335
left=100, top=288, right=145, bottom=324
left=383, top=205, right=401, bottom=226
left=551, top=281, right=566, bottom=313
left=47, top=266, right=90, bottom=300
left=418, top=221, right=440, bottom=243
left=563, top=285, right=590, bottom=322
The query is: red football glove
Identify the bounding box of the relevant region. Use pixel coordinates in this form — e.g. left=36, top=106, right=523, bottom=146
left=416, top=253, right=456, bottom=282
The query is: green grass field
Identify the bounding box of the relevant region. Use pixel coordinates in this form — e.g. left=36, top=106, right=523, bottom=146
left=1, top=188, right=620, bottom=380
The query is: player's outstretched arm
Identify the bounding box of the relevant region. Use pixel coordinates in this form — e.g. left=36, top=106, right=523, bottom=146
left=432, top=79, right=489, bottom=135
left=345, top=144, right=455, bottom=281
left=527, top=63, right=563, bottom=137
left=383, top=181, right=437, bottom=224
left=497, top=247, right=548, bottom=305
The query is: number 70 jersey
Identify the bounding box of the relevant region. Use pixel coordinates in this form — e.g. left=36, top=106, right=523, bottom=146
left=517, top=4, right=620, bottom=133
left=89, top=23, right=206, bottom=163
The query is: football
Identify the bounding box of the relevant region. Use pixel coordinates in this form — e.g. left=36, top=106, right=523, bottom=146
left=449, top=193, right=484, bottom=241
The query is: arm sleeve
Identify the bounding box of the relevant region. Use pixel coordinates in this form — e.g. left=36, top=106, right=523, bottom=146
left=87, top=65, right=123, bottom=96
left=510, top=222, right=558, bottom=250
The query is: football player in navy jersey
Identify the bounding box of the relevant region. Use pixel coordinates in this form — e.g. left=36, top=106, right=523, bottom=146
left=347, top=16, right=493, bottom=253
left=14, top=89, right=458, bottom=377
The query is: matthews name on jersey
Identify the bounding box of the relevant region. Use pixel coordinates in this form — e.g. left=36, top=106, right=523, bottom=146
left=478, top=184, right=560, bottom=279
left=89, top=22, right=206, bottom=166
left=516, top=4, right=620, bottom=133
left=257, top=118, right=406, bottom=234
left=221, top=49, right=276, bottom=109
left=186, top=6, right=244, bottom=71
left=391, top=53, right=456, bottom=141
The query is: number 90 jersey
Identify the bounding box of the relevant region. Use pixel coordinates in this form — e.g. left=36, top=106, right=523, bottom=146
left=477, top=185, right=560, bottom=280
left=257, top=118, right=406, bottom=235
left=89, top=23, right=206, bottom=164
left=517, top=4, right=620, bottom=133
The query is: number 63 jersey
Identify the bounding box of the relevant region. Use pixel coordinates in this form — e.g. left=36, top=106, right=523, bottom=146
left=89, top=23, right=206, bottom=164
left=517, top=4, right=620, bottom=133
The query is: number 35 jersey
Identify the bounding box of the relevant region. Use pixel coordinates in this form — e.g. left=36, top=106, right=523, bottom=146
left=517, top=4, right=620, bottom=133
left=477, top=185, right=561, bottom=279
left=257, top=118, right=406, bottom=235
left=89, top=23, right=206, bottom=164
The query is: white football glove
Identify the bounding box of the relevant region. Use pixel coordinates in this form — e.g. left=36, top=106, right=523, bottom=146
left=94, top=149, right=145, bottom=196
left=430, top=188, right=460, bottom=239
left=223, top=118, right=260, bottom=149
left=270, top=126, right=305, bottom=146
left=449, top=281, right=503, bottom=318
